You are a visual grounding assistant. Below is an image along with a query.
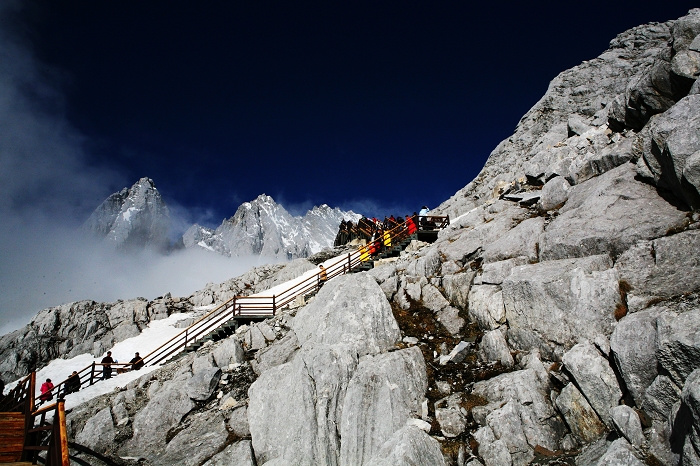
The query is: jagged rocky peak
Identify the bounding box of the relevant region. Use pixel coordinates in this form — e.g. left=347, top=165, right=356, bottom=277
left=183, top=194, right=361, bottom=259
left=83, top=177, right=171, bottom=250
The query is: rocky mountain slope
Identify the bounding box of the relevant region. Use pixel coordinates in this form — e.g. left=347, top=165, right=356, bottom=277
left=183, top=194, right=361, bottom=259
left=4, top=9, right=700, bottom=466
left=83, top=177, right=171, bottom=251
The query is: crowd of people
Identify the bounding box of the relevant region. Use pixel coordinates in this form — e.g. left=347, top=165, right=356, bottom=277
left=333, top=206, right=435, bottom=262
left=334, top=206, right=434, bottom=248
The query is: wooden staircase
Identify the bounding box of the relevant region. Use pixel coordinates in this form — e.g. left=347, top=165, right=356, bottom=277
left=0, top=373, right=69, bottom=466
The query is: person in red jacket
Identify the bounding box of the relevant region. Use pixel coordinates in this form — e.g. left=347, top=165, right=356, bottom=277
left=406, top=216, right=417, bottom=235
left=40, top=378, right=54, bottom=402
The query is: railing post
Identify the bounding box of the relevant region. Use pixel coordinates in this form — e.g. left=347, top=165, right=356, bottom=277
left=90, top=362, right=95, bottom=386
left=272, top=295, right=276, bottom=315
left=232, top=297, right=236, bottom=318
left=348, top=253, right=351, bottom=271
left=184, top=329, right=189, bottom=348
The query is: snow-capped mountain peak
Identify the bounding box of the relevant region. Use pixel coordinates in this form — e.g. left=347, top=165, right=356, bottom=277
left=183, top=195, right=361, bottom=259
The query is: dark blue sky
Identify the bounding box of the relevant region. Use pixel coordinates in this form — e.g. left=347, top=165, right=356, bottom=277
left=14, top=1, right=700, bottom=224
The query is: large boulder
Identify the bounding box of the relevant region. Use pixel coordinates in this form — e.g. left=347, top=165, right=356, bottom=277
left=249, top=344, right=359, bottom=466
left=155, top=413, right=229, bottom=466
left=554, top=383, right=607, bottom=444
left=339, top=347, right=428, bottom=466
left=471, top=358, right=565, bottom=466
left=75, top=407, right=116, bottom=454
left=657, top=307, right=700, bottom=388
left=365, top=425, right=446, bottom=466
left=539, top=163, right=687, bottom=261
left=681, top=369, right=700, bottom=465
left=615, top=230, right=700, bottom=312
left=562, top=341, right=623, bottom=428
left=502, top=254, right=620, bottom=354
left=292, top=274, right=400, bottom=356
left=637, top=94, right=700, bottom=208
left=482, top=216, right=544, bottom=264
left=610, top=307, right=669, bottom=405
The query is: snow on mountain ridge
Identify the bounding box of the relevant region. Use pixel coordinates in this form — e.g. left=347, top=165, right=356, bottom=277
left=183, top=194, right=361, bottom=260
left=83, top=177, right=171, bottom=250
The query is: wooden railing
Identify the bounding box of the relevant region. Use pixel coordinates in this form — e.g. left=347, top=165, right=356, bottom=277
left=0, top=372, right=35, bottom=413
left=26, top=216, right=450, bottom=407
left=0, top=372, right=69, bottom=465
left=23, top=400, right=70, bottom=466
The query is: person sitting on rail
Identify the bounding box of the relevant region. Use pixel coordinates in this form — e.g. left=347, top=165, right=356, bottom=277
left=419, top=205, right=430, bottom=227
left=130, top=352, right=145, bottom=371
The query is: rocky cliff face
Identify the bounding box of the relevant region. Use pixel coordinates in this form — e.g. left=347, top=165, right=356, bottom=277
left=83, top=177, right=172, bottom=250
left=183, top=194, right=361, bottom=259
left=7, top=9, right=700, bottom=466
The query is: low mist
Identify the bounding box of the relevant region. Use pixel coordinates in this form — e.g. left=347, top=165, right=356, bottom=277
left=0, top=216, right=274, bottom=335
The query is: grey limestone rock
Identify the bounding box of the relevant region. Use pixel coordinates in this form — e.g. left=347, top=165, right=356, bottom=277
left=596, top=438, right=645, bottom=466
left=657, top=308, right=700, bottom=388
left=121, top=381, right=196, bottom=456
left=292, top=273, right=400, bottom=356
left=436, top=202, right=530, bottom=266
left=682, top=369, right=700, bottom=465
left=212, top=336, right=246, bottom=368
left=610, top=405, right=645, bottom=448
left=637, top=94, right=700, bottom=208
left=439, top=341, right=472, bottom=365
left=468, top=285, right=506, bottom=331
left=75, top=407, right=116, bottom=454
left=539, top=163, right=687, bottom=261
left=482, top=216, right=544, bottom=264
left=185, top=366, right=221, bottom=402
left=435, top=393, right=468, bottom=438
left=477, top=257, right=528, bottom=285
left=227, top=405, right=250, bottom=438
left=253, top=330, right=299, bottom=375
left=643, top=374, right=682, bottom=422
left=610, top=307, right=669, bottom=405
left=554, top=383, right=607, bottom=444
left=502, top=254, right=620, bottom=352
left=340, top=347, right=428, bottom=466
left=615, top=230, right=700, bottom=312
left=472, top=364, right=564, bottom=465
left=473, top=425, right=513, bottom=466
left=479, top=329, right=514, bottom=368
left=539, top=175, right=571, bottom=211
left=366, top=425, right=446, bottom=466
left=202, top=440, right=255, bottom=466
left=562, top=341, right=622, bottom=428
left=249, top=343, right=359, bottom=466
left=442, top=271, right=476, bottom=310
left=568, top=114, right=594, bottom=136
left=155, top=412, right=229, bottom=466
